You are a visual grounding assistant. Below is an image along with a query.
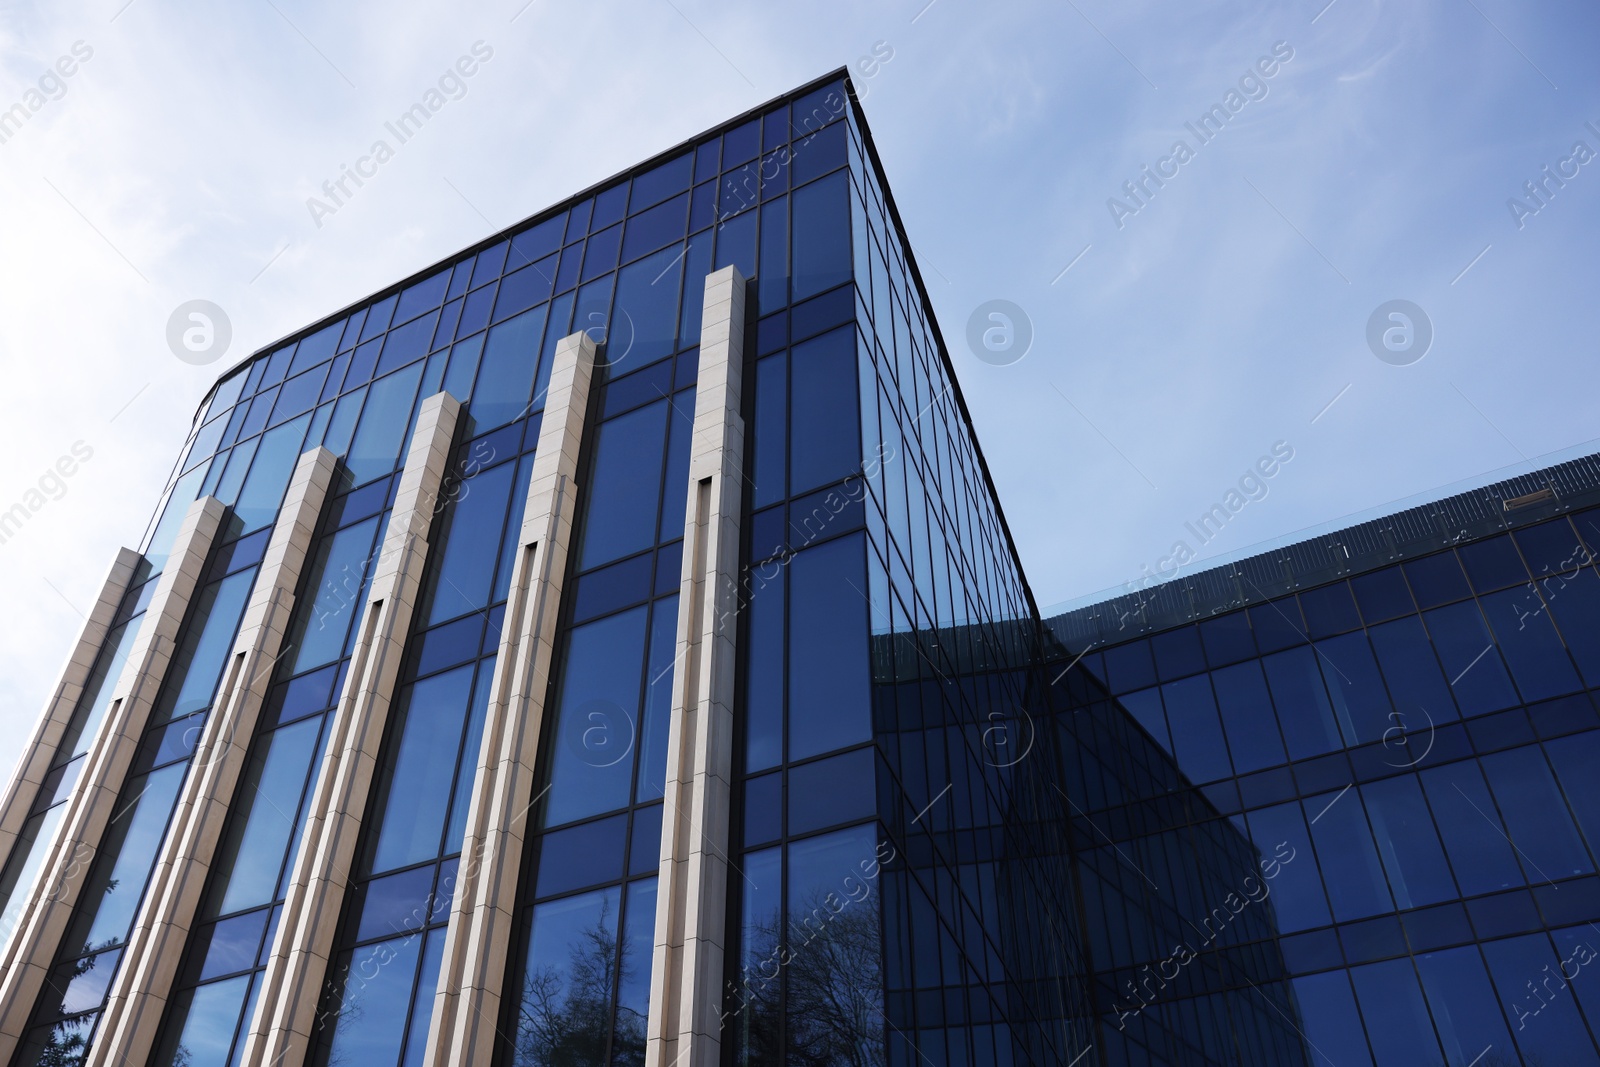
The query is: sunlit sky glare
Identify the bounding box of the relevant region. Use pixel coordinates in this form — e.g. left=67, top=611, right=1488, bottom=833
left=0, top=0, right=1594, bottom=782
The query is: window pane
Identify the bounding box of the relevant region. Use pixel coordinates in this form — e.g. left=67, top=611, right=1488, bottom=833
left=234, top=414, right=311, bottom=531
left=744, top=571, right=784, bottom=772
left=611, top=245, right=683, bottom=371
left=319, top=935, right=422, bottom=1067
left=577, top=402, right=669, bottom=570
left=1243, top=802, right=1329, bottom=932
left=421, top=462, right=516, bottom=626
left=636, top=596, right=679, bottom=803
left=1260, top=646, right=1343, bottom=760
left=368, top=665, right=475, bottom=874
left=785, top=824, right=883, bottom=1063
left=1315, top=631, right=1390, bottom=745
left=72, top=763, right=186, bottom=952
left=1481, top=747, right=1592, bottom=880
left=1482, top=933, right=1598, bottom=1061
left=1415, top=945, right=1516, bottom=1067
left=1479, top=586, right=1583, bottom=701
left=789, top=326, right=860, bottom=496
left=510, top=885, right=622, bottom=1066
left=791, top=171, right=850, bottom=300
left=1361, top=776, right=1457, bottom=909
left=1306, top=788, right=1392, bottom=921
left=544, top=607, right=649, bottom=826
left=787, top=535, right=870, bottom=761
left=1349, top=958, right=1441, bottom=1066
left=1368, top=616, right=1459, bottom=725
left=155, top=570, right=257, bottom=724
left=1423, top=602, right=1519, bottom=716
left=345, top=365, right=423, bottom=487
left=461, top=306, right=544, bottom=433
left=210, top=717, right=321, bottom=916
left=1161, top=675, right=1231, bottom=783
left=612, top=878, right=658, bottom=1067
left=1420, top=761, right=1524, bottom=896
left=286, top=517, right=381, bottom=674
left=444, top=659, right=496, bottom=854
left=153, top=974, right=251, bottom=1067
left=750, top=355, right=786, bottom=508
left=1210, top=661, right=1286, bottom=774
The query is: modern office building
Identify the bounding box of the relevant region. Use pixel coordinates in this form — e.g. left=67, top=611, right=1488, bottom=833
left=0, top=66, right=1593, bottom=1067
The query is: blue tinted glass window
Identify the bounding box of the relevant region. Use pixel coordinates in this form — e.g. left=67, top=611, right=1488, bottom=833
left=1243, top=802, right=1330, bottom=931
left=319, top=934, right=421, bottom=1065
left=636, top=596, right=679, bottom=803
left=360, top=294, right=398, bottom=341
left=1300, top=583, right=1360, bottom=638
left=153, top=974, right=252, bottom=1066
left=1479, top=586, right=1582, bottom=701
left=1351, top=565, right=1414, bottom=622
left=1481, top=746, right=1592, bottom=879
left=473, top=241, right=509, bottom=286
left=1248, top=599, right=1306, bottom=652
left=788, top=747, right=875, bottom=836
left=457, top=284, right=495, bottom=339
left=208, top=717, right=321, bottom=917
left=442, top=334, right=484, bottom=405
left=509, top=216, right=564, bottom=272
left=592, top=184, right=628, bottom=230
left=345, top=366, right=422, bottom=487
left=511, top=886, right=621, bottom=1060
left=535, top=815, right=626, bottom=897
left=1405, top=551, right=1472, bottom=607
left=272, top=367, right=326, bottom=425
left=469, top=306, right=547, bottom=433
left=724, top=118, right=758, bottom=165
left=394, top=270, right=449, bottom=325
left=582, top=224, right=622, bottom=281
left=789, top=326, right=860, bottom=496
left=750, top=355, right=786, bottom=508
left=544, top=607, right=648, bottom=826
left=745, top=571, right=783, bottom=772
left=621, top=194, right=688, bottom=264
left=234, top=414, right=310, bottom=531
left=1199, top=613, right=1255, bottom=669
left=421, top=462, right=516, bottom=626
left=367, top=665, right=475, bottom=874
left=1307, top=787, right=1392, bottom=920
left=613, top=877, right=657, bottom=1059
left=1362, top=775, right=1457, bottom=908
left=612, top=246, right=683, bottom=370
left=792, top=121, right=846, bottom=185
left=1414, top=945, right=1516, bottom=1063
left=1348, top=958, right=1441, bottom=1066
left=787, top=534, right=869, bottom=761
left=286, top=517, right=381, bottom=674
left=494, top=259, right=556, bottom=324
left=791, top=171, right=851, bottom=301
left=1459, top=534, right=1527, bottom=591
left=1160, top=676, right=1231, bottom=783
left=155, top=569, right=256, bottom=723
left=1116, top=687, right=1168, bottom=752
left=1149, top=626, right=1205, bottom=680
left=1210, top=661, right=1286, bottom=774
left=1482, top=933, right=1598, bottom=1060
left=1420, top=761, right=1524, bottom=895
left=758, top=198, right=787, bottom=310
left=1260, top=647, right=1343, bottom=759
left=1316, top=631, right=1391, bottom=745
left=1423, top=601, right=1520, bottom=716
left=578, top=401, right=669, bottom=570
left=70, top=762, right=185, bottom=951
left=714, top=208, right=757, bottom=279
left=1367, top=614, right=1457, bottom=727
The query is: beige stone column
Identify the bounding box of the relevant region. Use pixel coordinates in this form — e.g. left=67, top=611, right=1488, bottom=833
left=86, top=447, right=337, bottom=1067
left=420, top=332, right=597, bottom=1067
left=0, top=548, right=143, bottom=895
left=0, top=495, right=227, bottom=1058
left=237, top=394, right=459, bottom=1067
left=646, top=265, right=747, bottom=1067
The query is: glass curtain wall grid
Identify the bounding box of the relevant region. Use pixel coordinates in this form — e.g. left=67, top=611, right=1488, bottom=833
left=1062, top=502, right=1600, bottom=1064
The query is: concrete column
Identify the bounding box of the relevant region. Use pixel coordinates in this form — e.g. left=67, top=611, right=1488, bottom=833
left=238, top=394, right=459, bottom=1067
left=421, top=333, right=597, bottom=1067
left=646, top=265, right=747, bottom=1067
left=87, top=448, right=337, bottom=1067
left=0, top=548, right=143, bottom=902
left=0, top=495, right=227, bottom=1058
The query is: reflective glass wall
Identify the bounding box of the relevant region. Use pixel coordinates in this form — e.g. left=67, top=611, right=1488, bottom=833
left=1061, top=508, right=1600, bottom=1064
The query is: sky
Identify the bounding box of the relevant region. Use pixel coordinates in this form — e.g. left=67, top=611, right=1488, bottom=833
left=0, top=0, right=1594, bottom=783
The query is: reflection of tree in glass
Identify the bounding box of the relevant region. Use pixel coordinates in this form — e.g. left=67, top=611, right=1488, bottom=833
left=735, top=891, right=885, bottom=1067
left=513, top=897, right=646, bottom=1067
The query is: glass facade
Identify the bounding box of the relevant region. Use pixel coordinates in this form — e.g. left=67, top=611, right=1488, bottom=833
left=1051, top=492, right=1600, bottom=1064
left=5, top=66, right=1600, bottom=1067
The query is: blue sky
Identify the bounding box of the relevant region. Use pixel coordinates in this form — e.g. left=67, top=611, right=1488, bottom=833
left=0, top=0, right=1594, bottom=778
